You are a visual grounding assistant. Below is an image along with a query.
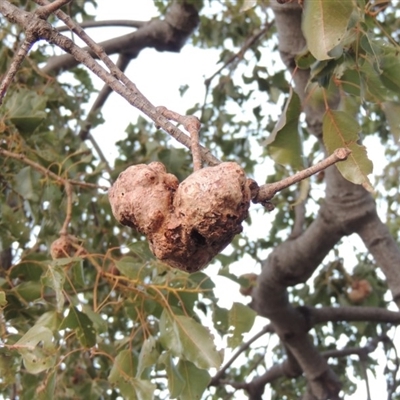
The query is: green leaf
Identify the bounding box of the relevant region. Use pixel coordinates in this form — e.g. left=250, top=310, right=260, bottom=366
left=176, top=360, right=210, bottom=400
left=70, top=261, right=86, bottom=288
left=382, top=102, right=400, bottom=142
left=6, top=89, right=47, bottom=133
left=14, top=325, right=57, bottom=374
left=213, top=305, right=230, bottom=334
left=109, top=349, right=136, bottom=384
left=322, top=110, right=373, bottom=190
left=36, top=311, right=62, bottom=332
left=0, top=290, right=6, bottom=307
left=109, top=350, right=155, bottom=400
left=158, top=148, right=189, bottom=179
left=360, top=34, right=383, bottom=59
left=13, top=281, right=42, bottom=302
left=339, top=69, right=361, bottom=97
left=310, top=59, right=338, bottom=87
left=81, top=304, right=108, bottom=334
left=360, top=58, right=391, bottom=102
left=14, top=166, right=40, bottom=201
left=380, top=54, right=400, bottom=93
left=240, top=0, right=256, bottom=12
left=60, top=307, right=96, bottom=347
left=0, top=353, right=18, bottom=386
left=36, top=370, right=56, bottom=400
left=41, top=264, right=66, bottom=313
left=159, top=352, right=185, bottom=398
left=265, top=91, right=304, bottom=170
left=188, top=271, right=215, bottom=291
left=295, top=50, right=316, bottom=69
left=121, top=378, right=156, bottom=400
left=136, top=336, right=159, bottom=378
left=302, top=0, right=354, bottom=60
left=10, top=255, right=45, bottom=280
left=115, top=257, right=148, bottom=281
left=159, top=310, right=222, bottom=370
left=227, top=302, right=256, bottom=348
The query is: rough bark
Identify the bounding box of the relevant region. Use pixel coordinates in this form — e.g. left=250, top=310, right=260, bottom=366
left=109, top=162, right=252, bottom=272
left=251, top=1, right=400, bottom=398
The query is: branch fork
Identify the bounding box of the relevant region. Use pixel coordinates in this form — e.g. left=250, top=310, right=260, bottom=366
left=156, top=106, right=202, bottom=171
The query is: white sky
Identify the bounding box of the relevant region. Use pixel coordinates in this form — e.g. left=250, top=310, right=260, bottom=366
left=71, top=1, right=394, bottom=399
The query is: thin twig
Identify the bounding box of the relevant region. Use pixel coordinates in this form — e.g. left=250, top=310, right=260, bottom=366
left=210, top=324, right=273, bottom=386
left=34, top=0, right=216, bottom=167
left=201, top=21, right=273, bottom=121
left=60, top=181, right=72, bottom=236
left=35, top=0, right=71, bottom=19
left=0, top=38, right=35, bottom=104
left=360, top=355, right=372, bottom=400
left=1, top=147, right=107, bottom=236
left=254, top=148, right=351, bottom=204
left=86, top=133, right=114, bottom=179
left=0, top=0, right=73, bottom=103
left=238, top=333, right=390, bottom=396
left=1, top=0, right=220, bottom=166
left=0, top=148, right=109, bottom=190
left=322, top=334, right=388, bottom=359
left=0, top=0, right=71, bottom=103
left=204, top=21, right=274, bottom=87
left=33, top=0, right=150, bottom=106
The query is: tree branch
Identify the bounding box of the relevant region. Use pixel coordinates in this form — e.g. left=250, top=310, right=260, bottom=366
left=78, top=54, right=131, bottom=141
left=0, top=148, right=108, bottom=191
left=356, top=209, right=400, bottom=307
left=210, top=324, right=273, bottom=386
left=34, top=0, right=71, bottom=19
left=310, top=306, right=400, bottom=325
left=56, top=19, right=147, bottom=32
left=0, top=37, right=34, bottom=104
left=41, top=1, right=200, bottom=75
left=248, top=2, right=381, bottom=398
left=244, top=334, right=389, bottom=399
left=0, top=0, right=220, bottom=167
left=254, top=148, right=351, bottom=204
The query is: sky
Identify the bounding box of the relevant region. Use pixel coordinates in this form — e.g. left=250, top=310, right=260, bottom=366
left=65, top=1, right=395, bottom=398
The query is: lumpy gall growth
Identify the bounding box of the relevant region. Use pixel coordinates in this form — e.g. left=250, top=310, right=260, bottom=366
left=108, top=162, right=252, bottom=272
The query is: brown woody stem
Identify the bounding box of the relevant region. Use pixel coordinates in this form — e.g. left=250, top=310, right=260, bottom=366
left=254, top=148, right=351, bottom=204
left=156, top=106, right=202, bottom=171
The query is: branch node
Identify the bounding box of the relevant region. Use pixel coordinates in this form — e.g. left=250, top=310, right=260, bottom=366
left=156, top=106, right=202, bottom=171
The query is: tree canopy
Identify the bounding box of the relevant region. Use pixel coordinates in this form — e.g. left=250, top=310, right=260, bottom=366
left=1, top=0, right=400, bottom=399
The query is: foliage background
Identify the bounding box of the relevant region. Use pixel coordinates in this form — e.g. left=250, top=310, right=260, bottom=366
left=1, top=0, right=400, bottom=399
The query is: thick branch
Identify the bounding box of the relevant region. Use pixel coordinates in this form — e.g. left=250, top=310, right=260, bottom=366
left=56, top=19, right=147, bottom=32
left=356, top=209, right=400, bottom=307
left=42, top=2, right=200, bottom=75
left=246, top=334, right=388, bottom=397
left=250, top=2, right=387, bottom=398
left=310, top=306, right=400, bottom=325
